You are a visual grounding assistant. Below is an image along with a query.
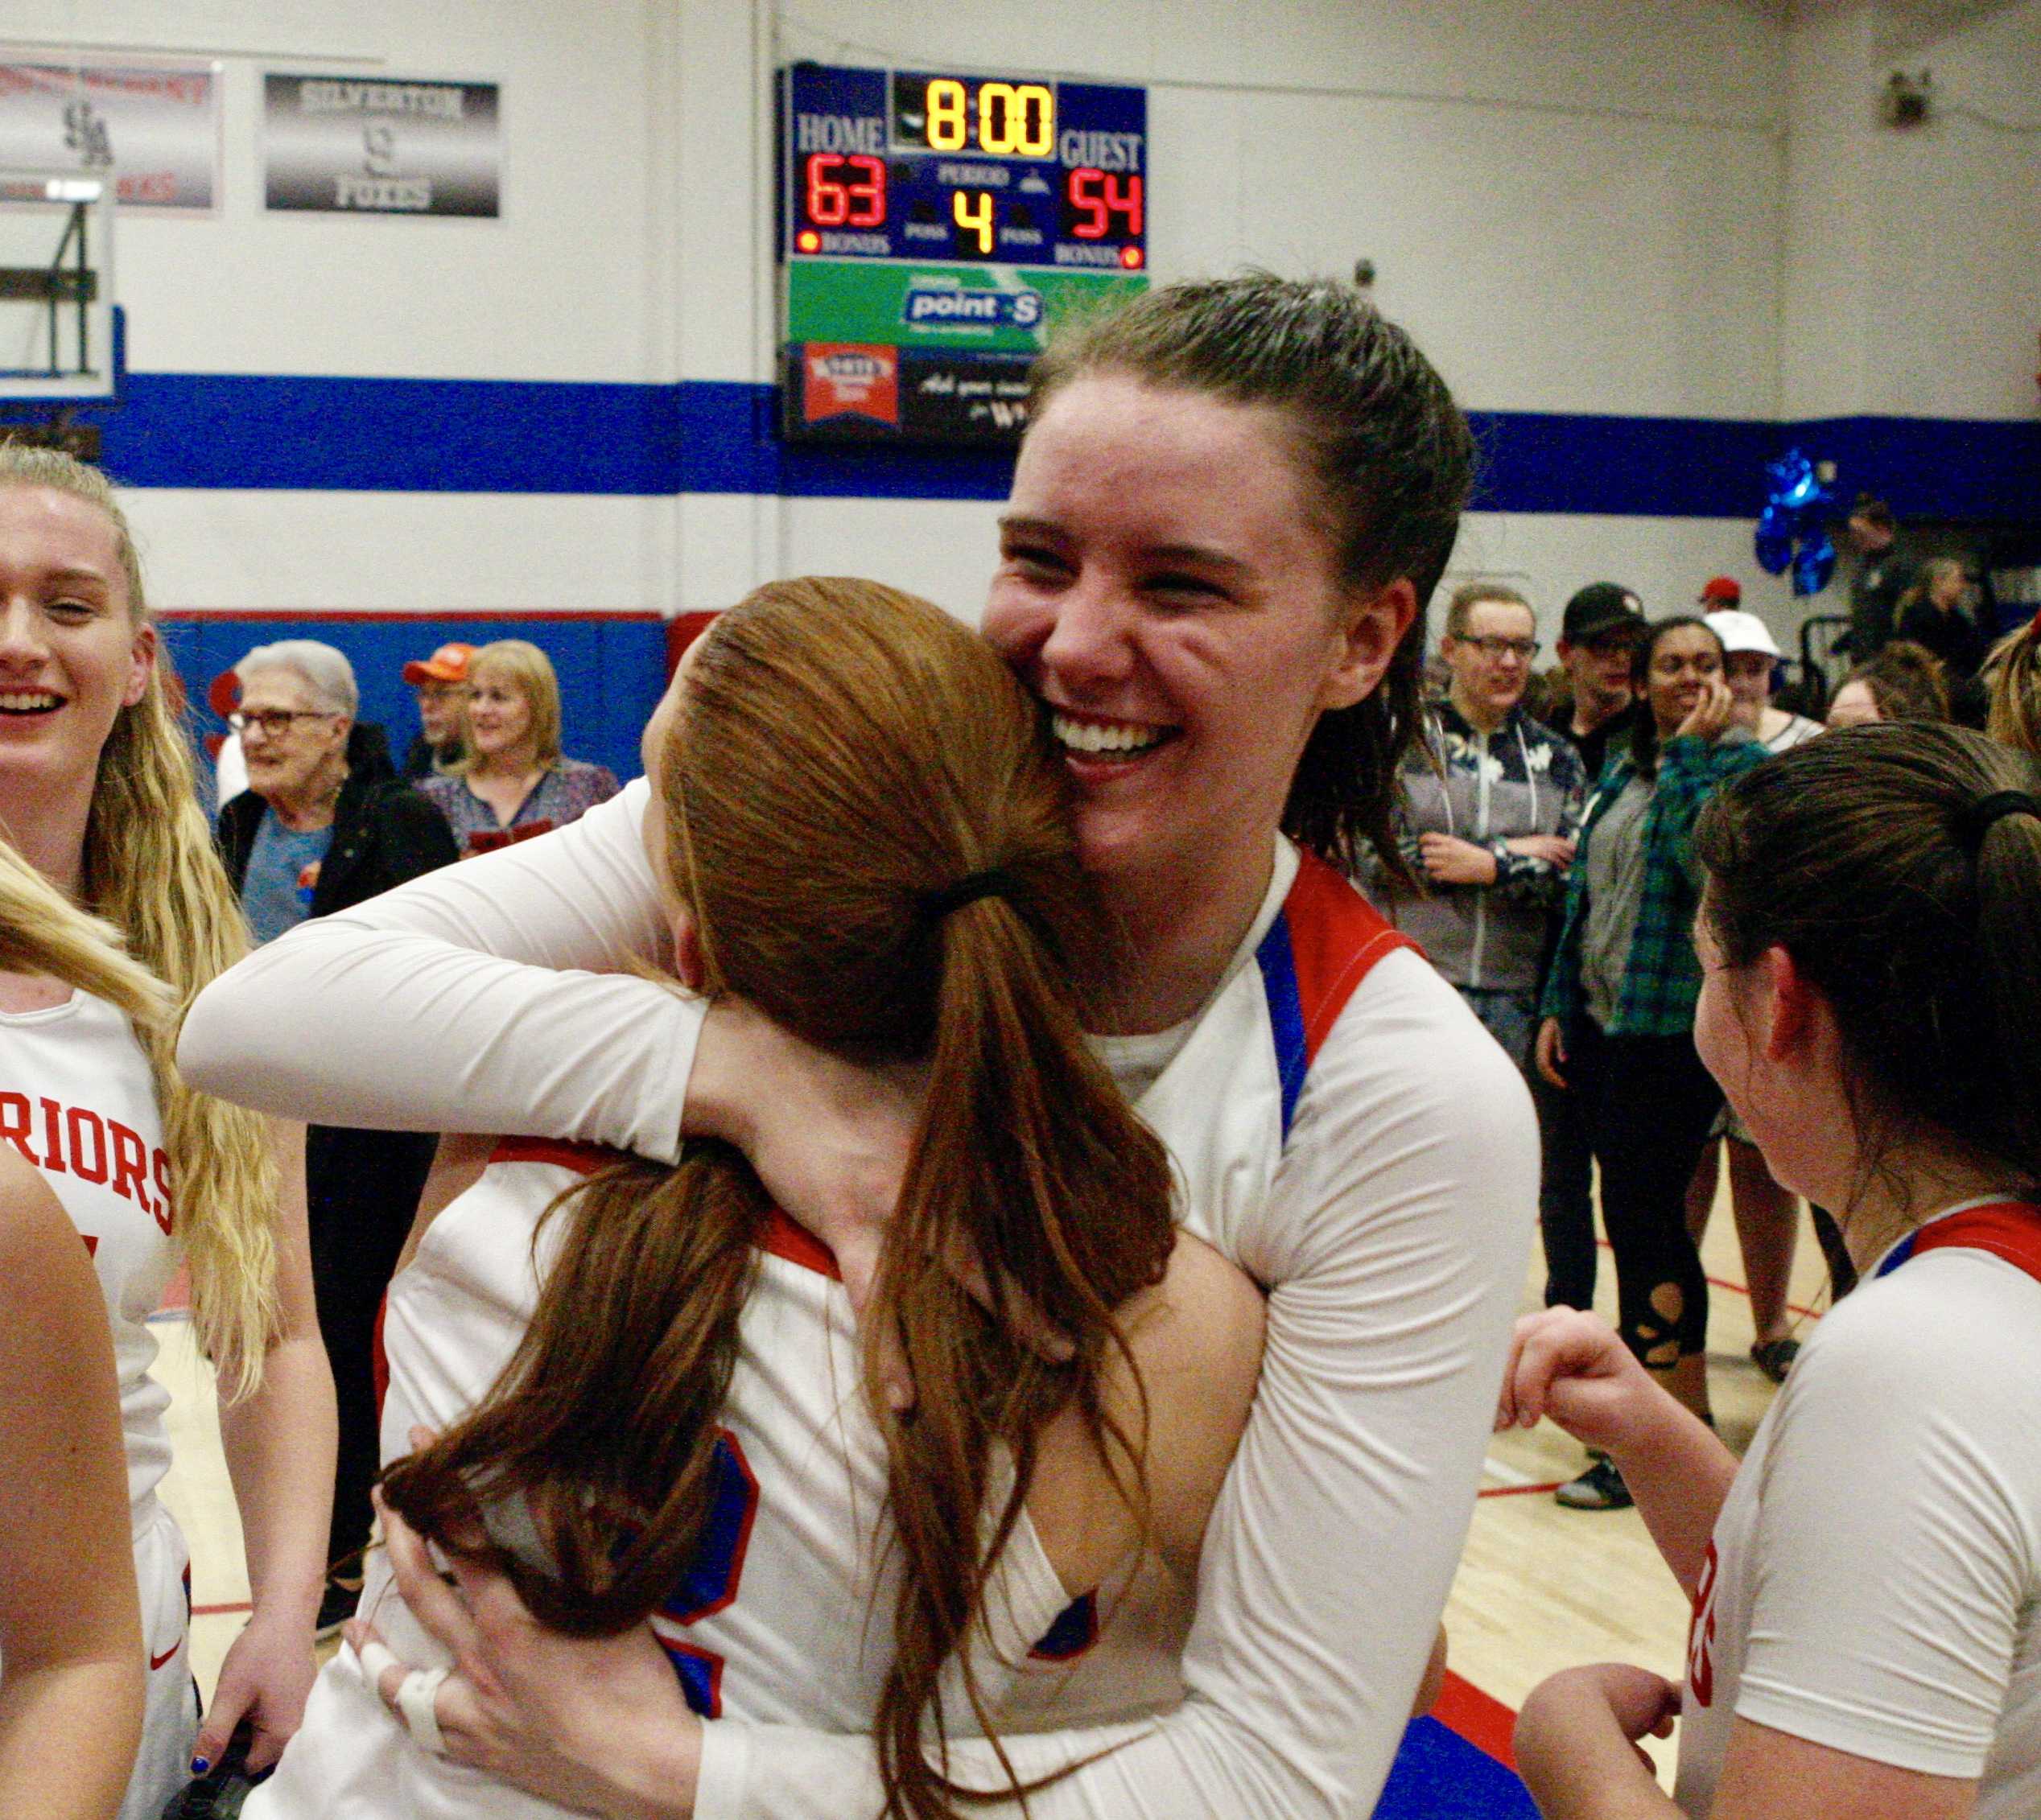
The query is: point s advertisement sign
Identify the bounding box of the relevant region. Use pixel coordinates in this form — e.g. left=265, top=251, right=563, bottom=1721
left=263, top=75, right=500, bottom=217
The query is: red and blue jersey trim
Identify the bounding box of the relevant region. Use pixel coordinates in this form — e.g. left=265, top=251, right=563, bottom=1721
left=1252, top=851, right=1420, bottom=1145
left=1874, top=1200, right=2041, bottom=1283
left=486, top=1137, right=840, bottom=1279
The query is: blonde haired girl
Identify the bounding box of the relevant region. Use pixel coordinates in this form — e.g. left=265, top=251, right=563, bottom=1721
left=0, top=447, right=334, bottom=1811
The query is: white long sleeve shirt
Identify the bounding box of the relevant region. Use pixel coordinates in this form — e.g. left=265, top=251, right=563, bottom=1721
left=182, top=782, right=1536, bottom=1818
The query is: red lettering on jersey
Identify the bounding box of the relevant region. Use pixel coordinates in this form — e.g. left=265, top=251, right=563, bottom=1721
left=0, top=1092, right=35, bottom=1163
left=1687, top=1538, right=1719, bottom=1708
left=38, top=1097, right=66, bottom=1173
left=109, top=1120, right=151, bottom=1217
left=67, top=1106, right=109, bottom=1184
left=80, top=1233, right=98, bottom=1258
left=152, top=1150, right=174, bottom=1236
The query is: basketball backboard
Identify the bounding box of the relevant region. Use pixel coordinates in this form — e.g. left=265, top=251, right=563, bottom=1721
left=0, top=169, right=114, bottom=400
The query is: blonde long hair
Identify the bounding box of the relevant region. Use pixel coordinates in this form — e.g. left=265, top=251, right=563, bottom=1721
left=1985, top=613, right=2041, bottom=757
left=452, top=639, right=563, bottom=773
left=0, top=446, right=280, bottom=1397
left=0, top=840, right=167, bottom=1033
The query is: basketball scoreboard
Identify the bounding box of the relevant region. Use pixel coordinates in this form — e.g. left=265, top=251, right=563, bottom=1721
left=778, top=62, right=1147, bottom=446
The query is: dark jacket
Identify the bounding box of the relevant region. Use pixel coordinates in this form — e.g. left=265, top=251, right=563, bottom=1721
left=1895, top=598, right=1985, bottom=682
left=1847, top=547, right=1913, bottom=658
left=216, top=724, right=458, bottom=916
left=402, top=731, right=464, bottom=781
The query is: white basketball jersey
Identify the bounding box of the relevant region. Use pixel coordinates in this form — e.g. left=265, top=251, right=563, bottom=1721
left=0, top=990, right=177, bottom=1524
left=253, top=844, right=1422, bottom=1815
left=254, top=1141, right=1080, bottom=1818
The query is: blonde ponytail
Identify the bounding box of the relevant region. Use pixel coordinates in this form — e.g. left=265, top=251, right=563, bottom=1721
left=0, top=840, right=167, bottom=1032
left=1, top=446, right=280, bottom=1398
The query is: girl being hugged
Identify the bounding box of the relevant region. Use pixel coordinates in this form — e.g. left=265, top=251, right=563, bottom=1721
left=0, top=448, right=335, bottom=1812
left=247, top=577, right=1268, bottom=1819
left=1505, top=721, right=2041, bottom=1819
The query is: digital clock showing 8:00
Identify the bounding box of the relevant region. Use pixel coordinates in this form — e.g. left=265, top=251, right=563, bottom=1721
left=782, top=63, right=1145, bottom=270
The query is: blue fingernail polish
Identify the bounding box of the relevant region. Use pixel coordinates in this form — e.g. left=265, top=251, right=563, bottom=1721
left=190, top=1757, right=210, bottom=1776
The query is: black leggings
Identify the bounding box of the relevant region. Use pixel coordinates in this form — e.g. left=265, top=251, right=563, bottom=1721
left=1535, top=1066, right=1597, bottom=1311
left=304, top=1123, right=438, bottom=1573
left=1569, top=1019, right=1724, bottom=1368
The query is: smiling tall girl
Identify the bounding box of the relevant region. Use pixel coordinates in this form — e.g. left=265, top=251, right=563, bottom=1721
left=183, top=278, right=1537, bottom=1815
left=0, top=448, right=335, bottom=1813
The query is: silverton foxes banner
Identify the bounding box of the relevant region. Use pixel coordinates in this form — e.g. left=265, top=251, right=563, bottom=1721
left=263, top=74, right=500, bottom=217
left=0, top=61, right=219, bottom=209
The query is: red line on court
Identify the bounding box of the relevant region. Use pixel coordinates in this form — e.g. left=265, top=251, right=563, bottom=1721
left=192, top=1602, right=254, bottom=1617
left=1434, top=1669, right=1517, bottom=1766
left=1477, top=1480, right=1567, bottom=1499
left=1593, top=1237, right=1824, bottom=1322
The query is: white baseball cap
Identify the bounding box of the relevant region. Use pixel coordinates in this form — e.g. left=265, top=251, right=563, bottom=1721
left=1705, top=610, right=1781, bottom=659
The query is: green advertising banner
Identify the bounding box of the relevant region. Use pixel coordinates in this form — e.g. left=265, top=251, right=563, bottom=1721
left=785, top=259, right=1146, bottom=354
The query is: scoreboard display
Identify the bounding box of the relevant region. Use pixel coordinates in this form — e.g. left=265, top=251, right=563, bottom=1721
left=778, top=62, right=1148, bottom=446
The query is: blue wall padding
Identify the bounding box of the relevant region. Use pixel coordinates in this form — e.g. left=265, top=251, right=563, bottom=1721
left=156, top=614, right=667, bottom=789
left=1374, top=1716, right=1540, bottom=1818
left=52, top=370, right=2041, bottom=523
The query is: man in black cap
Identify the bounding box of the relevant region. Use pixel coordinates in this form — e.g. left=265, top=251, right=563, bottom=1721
left=1551, top=582, right=1647, bottom=789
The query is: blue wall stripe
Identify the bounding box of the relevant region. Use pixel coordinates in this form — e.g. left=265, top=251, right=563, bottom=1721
left=43, top=370, right=2039, bottom=521
left=155, top=613, right=666, bottom=789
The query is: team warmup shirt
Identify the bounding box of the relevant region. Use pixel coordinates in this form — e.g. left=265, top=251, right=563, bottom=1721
left=1680, top=1200, right=2041, bottom=1816
left=183, top=780, right=1538, bottom=1818
left=0, top=988, right=198, bottom=1820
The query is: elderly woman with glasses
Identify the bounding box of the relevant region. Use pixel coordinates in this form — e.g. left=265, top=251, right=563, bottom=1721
left=216, top=639, right=459, bottom=1637
left=220, top=641, right=456, bottom=948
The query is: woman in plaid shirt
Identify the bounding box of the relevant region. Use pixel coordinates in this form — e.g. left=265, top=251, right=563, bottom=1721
left=1535, top=616, right=1767, bottom=1509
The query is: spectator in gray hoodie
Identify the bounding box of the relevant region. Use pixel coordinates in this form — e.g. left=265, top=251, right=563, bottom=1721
left=1366, top=583, right=1588, bottom=1069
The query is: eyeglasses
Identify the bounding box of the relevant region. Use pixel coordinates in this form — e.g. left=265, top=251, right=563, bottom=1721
left=1458, top=636, right=1540, bottom=661
left=229, top=709, right=334, bottom=738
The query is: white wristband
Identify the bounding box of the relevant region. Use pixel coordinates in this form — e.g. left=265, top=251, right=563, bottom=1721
left=397, top=1665, right=451, bottom=1755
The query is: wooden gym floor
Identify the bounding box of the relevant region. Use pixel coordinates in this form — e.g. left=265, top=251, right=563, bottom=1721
left=155, top=1163, right=1834, bottom=1805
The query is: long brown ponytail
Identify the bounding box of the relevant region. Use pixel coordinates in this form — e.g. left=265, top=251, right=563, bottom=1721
left=384, top=579, right=1177, bottom=1816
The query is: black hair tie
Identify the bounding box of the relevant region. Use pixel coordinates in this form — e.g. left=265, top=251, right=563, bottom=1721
left=918, top=867, right=1023, bottom=926
left=1957, top=790, right=2041, bottom=850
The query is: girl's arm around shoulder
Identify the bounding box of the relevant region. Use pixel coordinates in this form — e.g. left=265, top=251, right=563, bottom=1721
left=1026, top=1233, right=1267, bottom=1598
left=0, top=1150, right=144, bottom=1820
left=178, top=782, right=699, bottom=1156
